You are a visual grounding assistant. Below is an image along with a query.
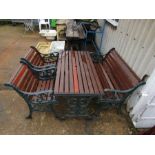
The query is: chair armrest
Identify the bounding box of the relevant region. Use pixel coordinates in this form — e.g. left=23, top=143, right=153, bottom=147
left=20, top=89, right=54, bottom=96
left=20, top=58, right=56, bottom=68
left=104, top=81, right=146, bottom=94
left=20, top=59, right=56, bottom=72
left=4, top=82, right=54, bottom=96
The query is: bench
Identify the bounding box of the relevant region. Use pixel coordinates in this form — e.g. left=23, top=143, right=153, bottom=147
left=52, top=51, right=104, bottom=119
left=93, top=48, right=146, bottom=112
left=5, top=48, right=146, bottom=120
left=51, top=50, right=146, bottom=119
left=20, top=46, right=58, bottom=80
left=5, top=63, right=55, bottom=119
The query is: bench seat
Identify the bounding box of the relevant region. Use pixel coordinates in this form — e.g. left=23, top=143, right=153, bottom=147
left=93, top=48, right=146, bottom=110
left=5, top=63, right=55, bottom=118
left=20, top=46, right=58, bottom=80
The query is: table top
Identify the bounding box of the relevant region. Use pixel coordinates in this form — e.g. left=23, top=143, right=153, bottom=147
left=66, top=24, right=85, bottom=39
left=54, top=51, right=103, bottom=95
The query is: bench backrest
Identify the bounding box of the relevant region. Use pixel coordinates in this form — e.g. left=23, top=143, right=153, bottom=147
left=103, top=48, right=140, bottom=90
left=24, top=46, right=44, bottom=66
left=9, top=64, right=39, bottom=92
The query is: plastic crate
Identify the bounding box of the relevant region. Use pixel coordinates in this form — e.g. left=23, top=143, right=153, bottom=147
left=36, top=42, right=51, bottom=55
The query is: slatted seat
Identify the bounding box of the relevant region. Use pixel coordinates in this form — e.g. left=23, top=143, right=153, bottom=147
left=54, top=51, right=103, bottom=95
left=93, top=48, right=146, bottom=110
left=23, top=46, right=57, bottom=65
left=20, top=46, right=58, bottom=80
left=5, top=63, right=54, bottom=118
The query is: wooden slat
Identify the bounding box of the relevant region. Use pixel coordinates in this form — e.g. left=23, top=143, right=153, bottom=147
left=33, top=55, right=40, bottom=66
left=112, top=51, right=140, bottom=82
left=109, top=53, right=138, bottom=88
left=77, top=52, right=89, bottom=93
left=54, top=52, right=62, bottom=94
left=25, top=72, right=34, bottom=92
left=68, top=52, right=74, bottom=93
left=64, top=51, right=69, bottom=93
left=10, top=48, right=38, bottom=85
left=99, top=63, right=114, bottom=89
left=111, top=55, right=130, bottom=89
left=86, top=52, right=103, bottom=93
left=12, top=65, right=27, bottom=85
left=81, top=52, right=94, bottom=94
left=84, top=52, right=100, bottom=94
left=19, top=69, right=32, bottom=90
left=94, top=63, right=109, bottom=89
left=28, top=50, right=36, bottom=62
left=59, top=51, right=65, bottom=93
left=103, top=61, right=120, bottom=90
left=72, top=51, right=79, bottom=93
left=106, top=57, right=127, bottom=90
left=26, top=59, right=43, bottom=92
left=74, top=51, right=84, bottom=93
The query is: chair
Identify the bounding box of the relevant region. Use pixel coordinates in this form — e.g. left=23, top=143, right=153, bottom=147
left=24, top=19, right=34, bottom=33
left=38, top=19, right=50, bottom=32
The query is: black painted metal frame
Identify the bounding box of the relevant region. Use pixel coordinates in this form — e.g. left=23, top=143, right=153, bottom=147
left=4, top=83, right=56, bottom=119
left=20, top=58, right=57, bottom=80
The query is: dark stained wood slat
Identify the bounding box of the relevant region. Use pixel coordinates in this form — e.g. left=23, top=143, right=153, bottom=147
left=33, top=55, right=40, bottom=66
left=112, top=51, right=140, bottom=83
left=12, top=65, right=27, bottom=85
left=74, top=51, right=84, bottom=93
left=28, top=50, right=36, bottom=62
left=98, top=63, right=114, bottom=89
left=103, top=61, right=120, bottom=90
left=64, top=51, right=69, bottom=93
left=86, top=52, right=103, bottom=94
left=59, top=51, right=66, bottom=93
left=29, top=78, right=38, bottom=92
left=96, top=63, right=119, bottom=98
left=19, top=69, right=32, bottom=90
left=94, top=63, right=109, bottom=89
left=83, top=52, right=98, bottom=93
left=72, top=51, right=79, bottom=93
left=54, top=52, right=62, bottom=94
left=109, top=54, right=138, bottom=89
left=81, top=51, right=94, bottom=94
left=110, top=55, right=130, bottom=89
left=106, top=57, right=127, bottom=90
left=77, top=52, right=89, bottom=94
left=25, top=72, right=35, bottom=92
left=26, top=60, right=44, bottom=92
left=68, top=52, right=74, bottom=93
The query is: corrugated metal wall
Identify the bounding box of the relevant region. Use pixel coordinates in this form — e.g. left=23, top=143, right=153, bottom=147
left=97, top=19, right=155, bottom=78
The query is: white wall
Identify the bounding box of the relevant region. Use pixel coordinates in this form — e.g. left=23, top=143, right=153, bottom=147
left=96, top=19, right=155, bottom=79
left=96, top=19, right=155, bottom=128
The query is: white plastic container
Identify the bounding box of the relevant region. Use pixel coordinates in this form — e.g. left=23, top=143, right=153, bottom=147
left=50, top=41, right=65, bottom=53
left=45, top=30, right=57, bottom=40
left=39, top=29, right=49, bottom=36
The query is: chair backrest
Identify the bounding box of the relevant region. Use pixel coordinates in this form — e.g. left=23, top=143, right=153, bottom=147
left=9, top=64, right=39, bottom=92
left=38, top=19, right=50, bottom=24
left=103, top=49, right=140, bottom=90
